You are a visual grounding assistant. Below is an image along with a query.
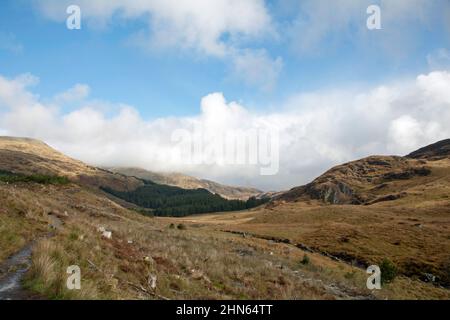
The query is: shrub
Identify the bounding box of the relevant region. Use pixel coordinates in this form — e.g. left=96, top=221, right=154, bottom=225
left=69, top=232, right=79, bottom=241
left=380, top=259, right=397, bottom=284
left=177, top=224, right=186, bottom=230
left=344, top=271, right=356, bottom=279
left=300, top=254, right=310, bottom=265
left=0, top=171, right=70, bottom=185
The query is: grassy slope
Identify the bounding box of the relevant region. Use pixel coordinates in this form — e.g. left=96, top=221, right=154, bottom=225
left=0, top=137, right=143, bottom=192
left=0, top=183, right=51, bottom=262
left=1, top=137, right=449, bottom=299
left=1, top=180, right=448, bottom=299
left=188, top=159, right=450, bottom=287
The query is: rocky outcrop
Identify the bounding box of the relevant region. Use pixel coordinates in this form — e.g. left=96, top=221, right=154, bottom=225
left=407, top=139, right=450, bottom=160
left=273, top=139, right=449, bottom=205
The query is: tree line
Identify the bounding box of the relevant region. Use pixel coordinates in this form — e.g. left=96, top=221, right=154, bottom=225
left=101, top=180, right=268, bottom=217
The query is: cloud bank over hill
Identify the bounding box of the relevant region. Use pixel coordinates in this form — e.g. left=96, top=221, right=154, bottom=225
left=1, top=70, right=450, bottom=190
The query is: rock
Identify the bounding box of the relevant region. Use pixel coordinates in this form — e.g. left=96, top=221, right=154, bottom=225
left=143, top=256, right=154, bottom=264
left=265, top=261, right=273, bottom=268
left=235, top=249, right=254, bottom=257
left=102, top=231, right=112, bottom=239
left=148, top=274, right=157, bottom=290
left=191, top=269, right=203, bottom=280
left=423, top=273, right=436, bottom=282
left=190, top=269, right=211, bottom=283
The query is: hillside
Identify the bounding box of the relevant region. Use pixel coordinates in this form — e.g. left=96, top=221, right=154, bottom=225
left=0, top=137, right=143, bottom=192
left=108, top=167, right=261, bottom=200
left=0, top=137, right=266, bottom=217
left=275, top=140, right=450, bottom=205
left=201, top=139, right=450, bottom=288
left=1, top=137, right=450, bottom=300
left=406, top=139, right=450, bottom=160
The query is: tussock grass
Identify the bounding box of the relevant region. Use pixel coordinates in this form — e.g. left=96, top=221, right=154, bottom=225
left=0, top=185, right=49, bottom=262
left=2, top=180, right=450, bottom=300
left=24, top=238, right=102, bottom=300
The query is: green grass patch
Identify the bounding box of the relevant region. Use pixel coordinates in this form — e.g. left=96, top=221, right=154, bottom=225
left=0, top=170, right=70, bottom=185
left=300, top=254, right=310, bottom=265
left=380, top=259, right=397, bottom=284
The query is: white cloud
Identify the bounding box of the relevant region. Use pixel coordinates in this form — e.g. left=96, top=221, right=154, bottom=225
left=54, top=84, right=90, bottom=103
left=229, top=49, right=283, bottom=91
left=34, top=0, right=273, bottom=54
left=0, top=73, right=40, bottom=109
left=287, top=0, right=449, bottom=57
left=388, top=115, right=427, bottom=154
left=33, top=0, right=280, bottom=90
left=1, top=71, right=450, bottom=190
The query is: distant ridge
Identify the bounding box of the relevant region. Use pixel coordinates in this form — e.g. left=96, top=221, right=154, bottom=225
left=0, top=136, right=143, bottom=192
left=108, top=167, right=262, bottom=200
left=274, top=139, right=450, bottom=205
left=406, top=139, right=450, bottom=160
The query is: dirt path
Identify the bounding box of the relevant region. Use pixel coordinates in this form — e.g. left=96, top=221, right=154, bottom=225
left=0, top=243, right=37, bottom=300
left=0, top=214, right=62, bottom=300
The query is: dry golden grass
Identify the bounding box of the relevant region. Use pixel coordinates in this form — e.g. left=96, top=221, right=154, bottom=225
left=202, top=202, right=445, bottom=260
left=0, top=136, right=143, bottom=192
left=174, top=158, right=450, bottom=289
left=0, top=183, right=51, bottom=261
left=178, top=192, right=450, bottom=294
left=1, top=179, right=449, bottom=300
left=1, top=138, right=449, bottom=300
left=0, top=182, right=371, bottom=299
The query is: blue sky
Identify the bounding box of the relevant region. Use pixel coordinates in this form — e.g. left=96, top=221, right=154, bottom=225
left=1, top=0, right=450, bottom=189
left=1, top=0, right=448, bottom=118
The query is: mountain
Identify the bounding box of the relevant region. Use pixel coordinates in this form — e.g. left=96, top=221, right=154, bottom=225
left=0, top=136, right=143, bottom=192
left=219, top=139, right=450, bottom=287
left=108, top=167, right=261, bottom=200
left=406, top=139, right=450, bottom=160
left=1, top=136, right=449, bottom=300
left=0, top=136, right=379, bottom=300
left=275, top=139, right=450, bottom=206
left=0, top=136, right=266, bottom=217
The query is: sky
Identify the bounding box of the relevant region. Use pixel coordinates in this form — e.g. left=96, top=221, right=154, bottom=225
left=1, top=0, right=450, bottom=191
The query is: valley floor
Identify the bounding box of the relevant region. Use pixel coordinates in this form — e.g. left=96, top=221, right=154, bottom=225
left=1, top=181, right=449, bottom=300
